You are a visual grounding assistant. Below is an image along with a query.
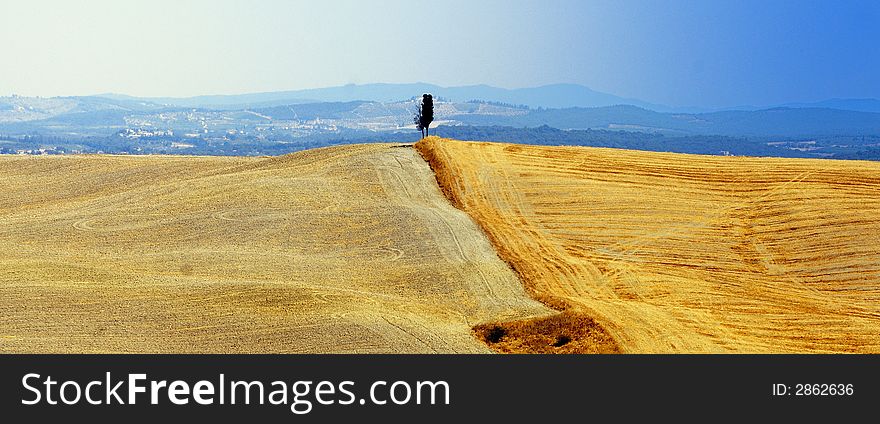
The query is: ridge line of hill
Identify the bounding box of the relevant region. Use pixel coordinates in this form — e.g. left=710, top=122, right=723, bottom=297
left=415, top=137, right=620, bottom=353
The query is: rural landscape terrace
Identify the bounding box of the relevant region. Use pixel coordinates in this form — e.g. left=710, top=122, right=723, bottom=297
left=2, top=136, right=878, bottom=353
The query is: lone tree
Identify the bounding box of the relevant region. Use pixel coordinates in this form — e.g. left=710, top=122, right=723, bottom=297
left=413, top=93, right=433, bottom=137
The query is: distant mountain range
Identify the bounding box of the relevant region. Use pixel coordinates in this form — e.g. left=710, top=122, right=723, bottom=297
left=94, top=83, right=666, bottom=111
left=91, top=83, right=880, bottom=114
left=2, top=83, right=880, bottom=159
left=4, top=94, right=880, bottom=139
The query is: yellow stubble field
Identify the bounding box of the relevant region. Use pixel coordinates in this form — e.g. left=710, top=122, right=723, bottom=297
left=0, top=143, right=551, bottom=353
left=417, top=137, right=880, bottom=353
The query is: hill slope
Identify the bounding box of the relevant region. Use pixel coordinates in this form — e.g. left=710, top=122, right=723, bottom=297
left=417, top=137, right=880, bottom=353
left=0, top=144, right=552, bottom=353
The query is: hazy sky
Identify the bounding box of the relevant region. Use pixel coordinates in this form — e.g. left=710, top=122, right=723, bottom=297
left=1, top=0, right=877, bottom=107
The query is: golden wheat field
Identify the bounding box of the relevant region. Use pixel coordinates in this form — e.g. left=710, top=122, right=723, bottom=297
left=5, top=137, right=880, bottom=354
left=0, top=143, right=552, bottom=353
left=417, top=137, right=880, bottom=353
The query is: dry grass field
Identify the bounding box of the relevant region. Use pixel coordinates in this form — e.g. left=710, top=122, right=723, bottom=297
left=0, top=143, right=552, bottom=353
left=417, top=137, right=880, bottom=353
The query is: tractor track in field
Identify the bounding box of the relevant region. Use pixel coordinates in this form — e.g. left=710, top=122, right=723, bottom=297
left=416, top=137, right=880, bottom=353
left=0, top=142, right=551, bottom=353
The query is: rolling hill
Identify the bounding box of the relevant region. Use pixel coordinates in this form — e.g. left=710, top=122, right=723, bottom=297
left=3, top=137, right=880, bottom=353
left=416, top=137, right=880, bottom=353
left=0, top=144, right=552, bottom=353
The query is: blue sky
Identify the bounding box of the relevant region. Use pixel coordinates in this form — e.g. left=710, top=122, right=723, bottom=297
left=0, top=0, right=877, bottom=108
